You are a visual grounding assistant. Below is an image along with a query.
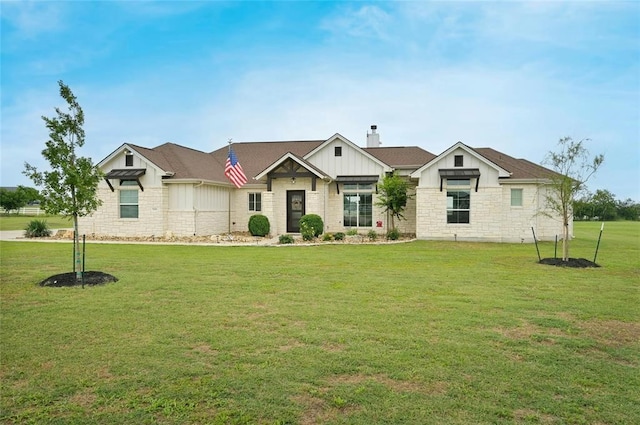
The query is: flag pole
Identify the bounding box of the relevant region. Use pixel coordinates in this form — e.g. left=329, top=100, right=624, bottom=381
left=227, top=138, right=232, bottom=234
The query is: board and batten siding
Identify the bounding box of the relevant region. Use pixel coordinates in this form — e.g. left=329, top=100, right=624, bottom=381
left=166, top=183, right=230, bottom=236
left=306, top=139, right=386, bottom=178
left=417, top=148, right=501, bottom=189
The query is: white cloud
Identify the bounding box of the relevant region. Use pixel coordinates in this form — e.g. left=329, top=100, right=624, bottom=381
left=320, top=4, right=392, bottom=40
left=0, top=1, right=65, bottom=41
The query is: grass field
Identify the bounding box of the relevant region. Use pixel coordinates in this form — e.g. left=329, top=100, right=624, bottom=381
left=0, top=215, right=72, bottom=231
left=1, top=222, right=638, bottom=424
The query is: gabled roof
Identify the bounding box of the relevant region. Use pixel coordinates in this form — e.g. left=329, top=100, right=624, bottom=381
left=303, top=133, right=391, bottom=172
left=473, top=148, right=559, bottom=180
left=411, top=141, right=511, bottom=178
left=97, top=137, right=561, bottom=187
left=410, top=141, right=558, bottom=181
left=131, top=143, right=221, bottom=181
left=209, top=140, right=325, bottom=184
left=364, top=146, right=436, bottom=168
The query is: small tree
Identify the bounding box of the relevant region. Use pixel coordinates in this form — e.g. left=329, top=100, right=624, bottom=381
left=23, top=81, right=102, bottom=280
left=542, top=137, right=604, bottom=261
left=375, top=172, right=412, bottom=230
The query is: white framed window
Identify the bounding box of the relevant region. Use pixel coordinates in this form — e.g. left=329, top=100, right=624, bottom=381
left=249, top=192, right=262, bottom=212
left=446, top=179, right=470, bottom=224
left=119, top=180, right=138, bottom=218
left=343, top=183, right=373, bottom=227
left=511, top=189, right=523, bottom=207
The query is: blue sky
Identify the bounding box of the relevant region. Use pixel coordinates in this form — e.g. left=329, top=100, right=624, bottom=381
left=2, top=1, right=639, bottom=200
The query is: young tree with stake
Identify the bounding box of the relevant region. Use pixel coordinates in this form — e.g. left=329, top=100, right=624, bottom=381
left=376, top=172, right=413, bottom=231
left=542, top=137, right=604, bottom=261
left=24, top=81, right=102, bottom=281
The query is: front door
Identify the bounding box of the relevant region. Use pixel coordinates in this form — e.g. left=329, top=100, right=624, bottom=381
left=287, top=190, right=305, bottom=233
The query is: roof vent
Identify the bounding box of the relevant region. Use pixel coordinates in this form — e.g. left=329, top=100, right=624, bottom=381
left=366, top=125, right=381, bottom=148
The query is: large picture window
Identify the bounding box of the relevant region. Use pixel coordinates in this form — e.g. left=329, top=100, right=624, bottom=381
left=447, top=179, right=470, bottom=224
left=119, top=180, right=138, bottom=218
left=343, top=183, right=373, bottom=227
left=249, top=192, right=262, bottom=212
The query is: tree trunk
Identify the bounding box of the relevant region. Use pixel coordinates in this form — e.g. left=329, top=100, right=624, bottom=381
left=74, top=214, right=82, bottom=281
left=562, top=221, right=569, bottom=261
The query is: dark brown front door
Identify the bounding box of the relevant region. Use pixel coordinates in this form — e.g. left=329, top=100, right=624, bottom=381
left=287, top=190, right=305, bottom=233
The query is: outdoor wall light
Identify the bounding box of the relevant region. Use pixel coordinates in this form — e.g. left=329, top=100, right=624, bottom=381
left=291, top=177, right=296, bottom=184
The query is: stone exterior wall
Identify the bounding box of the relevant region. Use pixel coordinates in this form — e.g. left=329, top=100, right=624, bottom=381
left=79, top=186, right=167, bottom=237
left=415, top=183, right=567, bottom=242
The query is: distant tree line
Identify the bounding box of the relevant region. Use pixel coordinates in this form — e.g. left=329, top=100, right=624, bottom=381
left=573, top=189, right=639, bottom=221
left=0, top=186, right=41, bottom=213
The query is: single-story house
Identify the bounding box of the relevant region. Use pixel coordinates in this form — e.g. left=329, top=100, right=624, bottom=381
left=79, top=126, right=567, bottom=242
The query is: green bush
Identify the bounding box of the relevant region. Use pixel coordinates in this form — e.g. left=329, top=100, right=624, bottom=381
left=299, top=214, right=323, bottom=241
left=248, top=214, right=270, bottom=237
left=334, top=232, right=345, bottom=241
left=322, top=233, right=333, bottom=241
left=367, top=230, right=378, bottom=241
left=278, top=234, right=294, bottom=244
left=346, top=229, right=358, bottom=236
left=24, top=219, right=51, bottom=238
left=386, top=228, right=400, bottom=240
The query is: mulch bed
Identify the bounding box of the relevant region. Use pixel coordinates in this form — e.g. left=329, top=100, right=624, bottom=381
left=539, top=258, right=600, bottom=268
left=39, top=271, right=118, bottom=287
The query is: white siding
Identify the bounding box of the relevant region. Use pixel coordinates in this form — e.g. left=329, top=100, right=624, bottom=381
left=306, top=139, right=386, bottom=178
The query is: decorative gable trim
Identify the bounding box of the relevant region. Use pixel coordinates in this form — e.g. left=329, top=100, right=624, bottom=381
left=255, top=152, right=328, bottom=191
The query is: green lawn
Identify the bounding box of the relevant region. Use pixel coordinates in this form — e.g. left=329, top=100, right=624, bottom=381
left=0, top=215, right=72, bottom=231
left=1, top=222, right=638, bottom=424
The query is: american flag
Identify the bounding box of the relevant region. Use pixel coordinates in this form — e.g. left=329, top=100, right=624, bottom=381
left=224, top=147, right=247, bottom=188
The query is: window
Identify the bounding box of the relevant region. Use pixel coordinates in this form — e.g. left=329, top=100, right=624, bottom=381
left=125, top=153, right=133, bottom=167
left=511, top=188, right=523, bottom=207
left=335, top=146, right=342, bottom=157
left=249, top=192, right=262, bottom=212
left=120, top=189, right=138, bottom=218
left=454, top=155, right=463, bottom=167
left=343, top=183, right=373, bottom=227
left=446, top=179, right=470, bottom=224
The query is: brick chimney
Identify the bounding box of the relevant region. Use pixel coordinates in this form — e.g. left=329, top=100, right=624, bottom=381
left=366, top=125, right=381, bottom=148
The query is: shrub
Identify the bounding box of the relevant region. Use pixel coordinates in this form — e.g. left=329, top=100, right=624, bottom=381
left=346, top=228, right=358, bottom=236
left=24, top=219, right=51, bottom=238
left=279, top=234, right=294, bottom=244
left=248, top=214, right=270, bottom=237
left=299, top=214, right=323, bottom=241
left=367, top=230, right=378, bottom=241
left=386, top=228, right=400, bottom=240
left=322, top=233, right=333, bottom=241
left=334, top=232, right=345, bottom=241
